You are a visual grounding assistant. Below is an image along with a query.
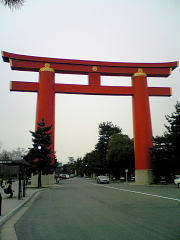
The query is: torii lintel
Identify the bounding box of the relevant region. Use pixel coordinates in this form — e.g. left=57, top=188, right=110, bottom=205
left=2, top=51, right=178, bottom=77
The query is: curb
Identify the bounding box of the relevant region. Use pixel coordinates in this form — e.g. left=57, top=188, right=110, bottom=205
left=0, top=189, right=43, bottom=226
left=0, top=184, right=62, bottom=226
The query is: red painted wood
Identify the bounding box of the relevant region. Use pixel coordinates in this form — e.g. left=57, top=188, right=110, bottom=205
left=2, top=51, right=178, bottom=171
left=8, top=58, right=174, bottom=77
left=132, top=75, right=153, bottom=170
left=10, top=81, right=39, bottom=92
left=36, top=70, right=55, bottom=163
left=2, top=51, right=178, bottom=70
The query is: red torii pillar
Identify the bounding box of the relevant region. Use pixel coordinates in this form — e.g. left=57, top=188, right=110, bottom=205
left=132, top=69, right=153, bottom=182
left=2, top=51, right=178, bottom=184
left=37, top=63, right=55, bottom=159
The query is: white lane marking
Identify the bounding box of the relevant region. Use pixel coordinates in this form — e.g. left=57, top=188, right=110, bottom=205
left=84, top=181, right=180, bottom=202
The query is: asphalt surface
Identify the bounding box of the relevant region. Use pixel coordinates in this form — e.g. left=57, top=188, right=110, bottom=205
left=10, top=178, right=180, bottom=240
left=0, top=181, right=42, bottom=225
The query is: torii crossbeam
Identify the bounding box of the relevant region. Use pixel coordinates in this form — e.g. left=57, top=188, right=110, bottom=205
left=2, top=51, right=178, bottom=183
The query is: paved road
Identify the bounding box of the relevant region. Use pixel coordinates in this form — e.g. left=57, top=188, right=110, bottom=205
left=13, top=178, right=180, bottom=240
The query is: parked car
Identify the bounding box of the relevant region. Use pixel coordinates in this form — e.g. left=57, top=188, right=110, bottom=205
left=174, top=177, right=180, bottom=187
left=97, top=176, right=109, bottom=184
left=64, top=174, right=70, bottom=179
left=60, top=174, right=70, bottom=179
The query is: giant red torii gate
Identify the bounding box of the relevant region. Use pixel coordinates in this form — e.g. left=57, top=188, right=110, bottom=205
left=2, top=51, right=178, bottom=183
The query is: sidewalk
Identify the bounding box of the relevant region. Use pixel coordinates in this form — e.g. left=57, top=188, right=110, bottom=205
left=0, top=180, right=53, bottom=226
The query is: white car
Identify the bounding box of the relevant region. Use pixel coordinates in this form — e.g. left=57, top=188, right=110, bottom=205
left=97, top=176, right=109, bottom=184
left=174, top=177, right=180, bottom=187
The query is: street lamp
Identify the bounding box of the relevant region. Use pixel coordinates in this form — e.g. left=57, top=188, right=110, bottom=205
left=125, top=169, right=128, bottom=185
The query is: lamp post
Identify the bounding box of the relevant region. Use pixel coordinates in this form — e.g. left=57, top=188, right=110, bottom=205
left=37, top=145, right=42, bottom=188
left=125, top=169, right=129, bottom=185
left=85, top=164, right=88, bottom=177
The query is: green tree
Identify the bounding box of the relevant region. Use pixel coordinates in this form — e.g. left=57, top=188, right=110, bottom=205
left=95, top=122, right=122, bottom=174
left=165, top=102, right=180, bottom=169
left=150, top=102, right=180, bottom=182
left=24, top=118, right=56, bottom=188
left=62, top=164, right=68, bottom=174
left=83, top=151, right=99, bottom=176
left=66, top=157, right=76, bottom=175
left=150, top=136, right=172, bottom=182
left=63, top=157, right=84, bottom=176
left=73, top=157, right=84, bottom=176
left=106, top=133, right=134, bottom=179
left=98, top=122, right=122, bottom=144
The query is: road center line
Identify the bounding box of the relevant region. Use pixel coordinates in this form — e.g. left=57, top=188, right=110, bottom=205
left=84, top=181, right=180, bottom=202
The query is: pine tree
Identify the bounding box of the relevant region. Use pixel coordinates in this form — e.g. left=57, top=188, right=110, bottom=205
left=165, top=102, right=180, bottom=174
left=24, top=118, right=56, bottom=188
left=150, top=102, right=180, bottom=182
left=95, top=122, right=122, bottom=174
left=0, top=0, right=25, bottom=9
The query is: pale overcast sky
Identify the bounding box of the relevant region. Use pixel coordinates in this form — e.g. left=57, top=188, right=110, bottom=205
left=0, top=0, right=180, bottom=164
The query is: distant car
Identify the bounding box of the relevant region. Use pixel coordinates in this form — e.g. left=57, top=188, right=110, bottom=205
left=174, top=177, right=180, bottom=187
left=64, top=174, right=70, bottom=179
left=97, top=176, right=109, bottom=184
left=60, top=174, right=70, bottom=179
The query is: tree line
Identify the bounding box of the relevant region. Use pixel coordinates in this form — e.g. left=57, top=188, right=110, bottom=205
left=150, top=102, right=180, bottom=182
left=64, top=102, right=180, bottom=183
left=63, top=121, right=135, bottom=180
